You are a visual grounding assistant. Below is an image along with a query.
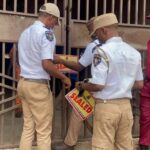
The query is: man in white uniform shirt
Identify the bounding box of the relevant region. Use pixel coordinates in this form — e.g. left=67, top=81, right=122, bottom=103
left=53, top=17, right=102, bottom=150
left=75, top=13, right=143, bottom=150
left=17, top=3, right=71, bottom=150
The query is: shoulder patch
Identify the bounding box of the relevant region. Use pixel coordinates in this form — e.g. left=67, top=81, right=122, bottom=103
left=45, top=31, right=54, bottom=41
left=93, top=54, right=101, bottom=67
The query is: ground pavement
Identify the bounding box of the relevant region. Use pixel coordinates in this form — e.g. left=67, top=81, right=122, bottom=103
left=0, top=138, right=140, bottom=150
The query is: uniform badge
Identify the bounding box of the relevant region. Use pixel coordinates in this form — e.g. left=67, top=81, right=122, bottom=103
left=45, top=31, right=54, bottom=41
left=93, top=54, right=101, bottom=67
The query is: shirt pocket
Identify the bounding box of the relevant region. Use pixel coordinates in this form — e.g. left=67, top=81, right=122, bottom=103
left=126, top=111, right=133, bottom=128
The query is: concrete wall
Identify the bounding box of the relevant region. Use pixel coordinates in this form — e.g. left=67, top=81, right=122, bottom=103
left=0, top=14, right=64, bottom=45
left=71, top=21, right=150, bottom=50
left=1, top=14, right=150, bottom=50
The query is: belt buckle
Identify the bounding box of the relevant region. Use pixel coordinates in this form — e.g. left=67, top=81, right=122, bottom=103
left=103, top=100, right=107, bottom=103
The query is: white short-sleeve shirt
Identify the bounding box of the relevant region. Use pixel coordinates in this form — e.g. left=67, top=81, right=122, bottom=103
left=18, top=21, right=56, bottom=79
left=79, top=39, right=101, bottom=67
left=90, top=37, right=143, bottom=99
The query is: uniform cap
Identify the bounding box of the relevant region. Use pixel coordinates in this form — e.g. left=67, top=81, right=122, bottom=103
left=90, top=13, right=118, bottom=36
left=86, top=17, right=97, bottom=36
left=39, top=3, right=60, bottom=25
left=86, top=17, right=96, bottom=28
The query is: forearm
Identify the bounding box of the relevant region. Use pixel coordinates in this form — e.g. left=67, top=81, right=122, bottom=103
left=47, top=65, right=67, bottom=80
left=132, top=80, right=144, bottom=90
left=80, top=82, right=104, bottom=92
left=42, top=59, right=67, bottom=80
left=61, top=60, right=84, bottom=71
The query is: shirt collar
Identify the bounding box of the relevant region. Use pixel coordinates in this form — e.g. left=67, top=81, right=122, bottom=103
left=34, top=21, right=53, bottom=31
left=34, top=20, right=45, bottom=26
left=106, top=37, right=123, bottom=44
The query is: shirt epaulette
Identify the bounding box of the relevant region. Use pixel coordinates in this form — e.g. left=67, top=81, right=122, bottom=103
left=43, top=26, right=51, bottom=30
left=92, top=42, right=103, bottom=53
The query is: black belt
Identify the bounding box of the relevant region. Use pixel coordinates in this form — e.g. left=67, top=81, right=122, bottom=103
left=21, top=77, right=49, bottom=84
left=96, top=98, right=130, bottom=104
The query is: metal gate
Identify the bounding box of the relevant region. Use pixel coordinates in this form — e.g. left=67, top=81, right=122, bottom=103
left=0, top=0, right=69, bottom=148
left=0, top=0, right=150, bottom=149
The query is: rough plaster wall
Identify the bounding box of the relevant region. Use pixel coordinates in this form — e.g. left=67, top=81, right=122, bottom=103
left=0, top=14, right=150, bottom=50
left=0, top=14, right=63, bottom=45
left=71, top=22, right=150, bottom=50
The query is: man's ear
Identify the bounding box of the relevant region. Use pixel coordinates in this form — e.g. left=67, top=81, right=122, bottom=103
left=102, top=27, right=107, bottom=35
left=48, top=15, right=53, bottom=20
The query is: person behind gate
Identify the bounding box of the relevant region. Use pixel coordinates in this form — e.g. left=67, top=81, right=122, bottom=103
left=75, top=13, right=143, bottom=150
left=9, top=45, right=23, bottom=117
left=139, top=13, right=150, bottom=150
left=52, top=16, right=102, bottom=150
left=17, top=3, right=71, bottom=150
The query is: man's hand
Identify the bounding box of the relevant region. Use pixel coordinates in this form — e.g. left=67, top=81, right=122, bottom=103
left=75, top=81, right=85, bottom=97
left=61, top=77, right=71, bottom=89
left=75, top=81, right=83, bottom=90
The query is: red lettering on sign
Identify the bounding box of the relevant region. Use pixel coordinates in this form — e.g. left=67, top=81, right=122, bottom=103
left=83, top=104, right=89, bottom=110
left=86, top=107, right=92, bottom=113
left=80, top=101, right=85, bottom=108
left=74, top=95, right=79, bottom=102
left=70, top=92, right=77, bottom=99
left=68, top=91, right=93, bottom=114
left=77, top=99, right=82, bottom=105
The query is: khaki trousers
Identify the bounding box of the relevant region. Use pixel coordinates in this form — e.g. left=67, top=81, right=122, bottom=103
left=17, top=78, right=53, bottom=150
left=92, top=99, right=134, bottom=150
left=64, top=110, right=83, bottom=146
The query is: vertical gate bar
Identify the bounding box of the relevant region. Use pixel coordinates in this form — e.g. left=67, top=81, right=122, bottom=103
left=103, top=0, right=106, bottom=13
left=66, top=0, right=72, bottom=55
left=54, top=0, right=66, bottom=138
left=52, top=77, right=56, bottom=138
left=119, top=0, right=123, bottom=23
left=77, top=0, right=80, bottom=20
left=143, top=51, right=146, bottom=71
left=44, top=0, right=48, bottom=3
left=142, top=0, right=146, bottom=25
left=14, top=0, right=17, bottom=13
left=0, top=43, right=6, bottom=145
left=67, top=0, right=72, bottom=136
left=34, top=0, right=38, bottom=15
left=69, top=0, right=72, bottom=53
left=127, top=0, right=131, bottom=24
left=95, top=0, right=98, bottom=16
left=135, top=0, right=139, bottom=24
left=24, top=0, right=27, bottom=13
left=86, top=0, right=89, bottom=20
left=63, top=0, right=67, bottom=55
left=54, top=0, right=57, bottom=4
left=59, top=0, right=72, bottom=138
left=142, top=51, right=145, bottom=70
left=111, top=0, right=115, bottom=13
left=61, top=0, right=68, bottom=137
left=10, top=43, right=17, bottom=144
left=3, top=0, right=6, bottom=11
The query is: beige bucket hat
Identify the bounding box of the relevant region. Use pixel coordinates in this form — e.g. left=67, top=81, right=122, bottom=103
left=39, top=3, right=60, bottom=25
left=90, top=13, right=118, bottom=36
